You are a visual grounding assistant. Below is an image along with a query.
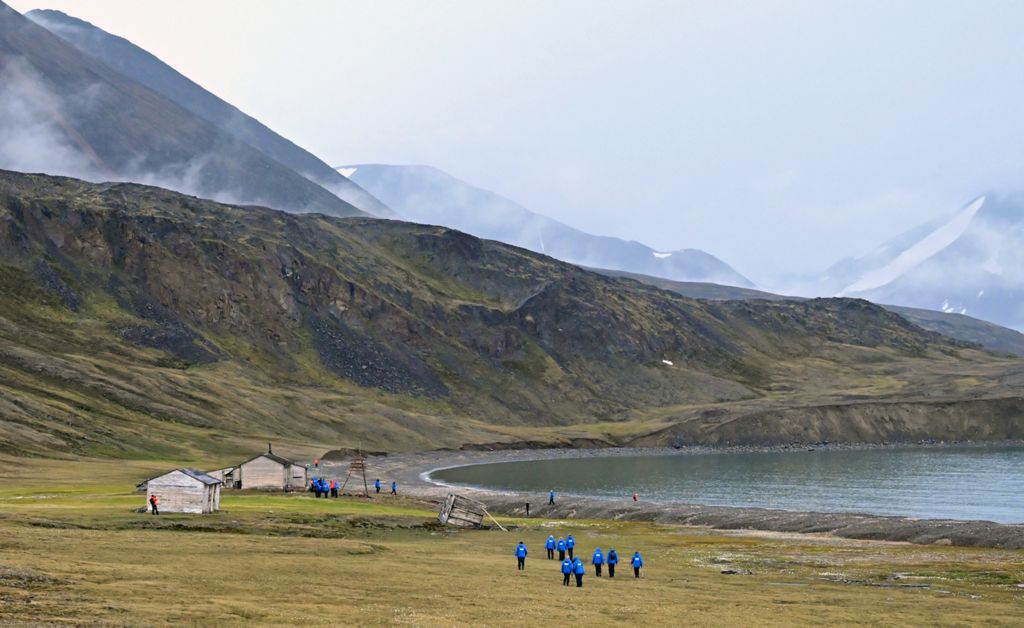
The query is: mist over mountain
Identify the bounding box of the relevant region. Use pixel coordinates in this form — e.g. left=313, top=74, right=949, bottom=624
left=0, top=2, right=365, bottom=218
left=818, top=195, right=1024, bottom=332
left=340, top=164, right=754, bottom=288
left=24, top=8, right=394, bottom=218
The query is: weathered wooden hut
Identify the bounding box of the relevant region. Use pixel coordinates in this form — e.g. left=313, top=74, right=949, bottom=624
left=144, top=468, right=222, bottom=514
left=235, top=445, right=308, bottom=490
left=205, top=466, right=238, bottom=488
left=438, top=493, right=487, bottom=528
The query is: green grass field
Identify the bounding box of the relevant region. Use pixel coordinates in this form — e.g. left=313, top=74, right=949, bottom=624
left=1, top=457, right=1023, bottom=625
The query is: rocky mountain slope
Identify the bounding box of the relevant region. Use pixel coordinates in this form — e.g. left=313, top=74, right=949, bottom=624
left=0, top=2, right=363, bottom=218
left=339, top=163, right=754, bottom=287
left=596, top=268, right=1024, bottom=357
left=25, top=8, right=394, bottom=218
left=2, top=171, right=1021, bottom=458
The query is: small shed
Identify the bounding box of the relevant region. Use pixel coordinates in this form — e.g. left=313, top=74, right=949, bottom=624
left=235, top=445, right=308, bottom=490
left=205, top=466, right=238, bottom=488
left=145, top=468, right=222, bottom=514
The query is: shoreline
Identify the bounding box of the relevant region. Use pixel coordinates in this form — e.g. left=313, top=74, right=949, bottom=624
left=322, top=442, right=1024, bottom=550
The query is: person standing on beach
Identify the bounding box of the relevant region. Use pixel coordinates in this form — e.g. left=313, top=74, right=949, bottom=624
left=557, top=537, right=567, bottom=561
left=515, top=541, right=528, bottom=570
left=592, top=547, right=604, bottom=577
left=631, top=552, right=644, bottom=578
left=566, top=535, right=575, bottom=559
left=561, top=556, right=573, bottom=586
left=375, top=478, right=381, bottom=494
left=573, top=556, right=585, bottom=587
left=549, top=489, right=555, bottom=505
left=607, top=548, right=619, bottom=578
left=545, top=535, right=556, bottom=560
left=390, top=481, right=397, bottom=495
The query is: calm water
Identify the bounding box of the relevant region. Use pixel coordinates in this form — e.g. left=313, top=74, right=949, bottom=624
left=431, top=446, right=1024, bottom=523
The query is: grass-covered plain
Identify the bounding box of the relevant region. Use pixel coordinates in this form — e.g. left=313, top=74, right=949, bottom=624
left=1, top=458, right=1022, bottom=625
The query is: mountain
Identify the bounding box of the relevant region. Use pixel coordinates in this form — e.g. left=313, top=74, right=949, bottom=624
left=0, top=2, right=364, bottom=218
left=595, top=268, right=1024, bottom=357
left=3, top=170, right=1022, bottom=458
left=829, top=195, right=1024, bottom=332
left=24, top=8, right=394, bottom=218
left=338, top=164, right=754, bottom=287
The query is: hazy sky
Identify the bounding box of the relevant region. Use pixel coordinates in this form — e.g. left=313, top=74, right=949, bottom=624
left=9, top=0, right=1024, bottom=285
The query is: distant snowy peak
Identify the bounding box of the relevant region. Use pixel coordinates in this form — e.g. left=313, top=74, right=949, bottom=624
left=839, top=196, right=986, bottom=295
left=338, top=164, right=755, bottom=288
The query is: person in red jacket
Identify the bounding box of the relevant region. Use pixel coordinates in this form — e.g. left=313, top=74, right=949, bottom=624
left=330, top=479, right=338, bottom=498
left=149, top=494, right=159, bottom=515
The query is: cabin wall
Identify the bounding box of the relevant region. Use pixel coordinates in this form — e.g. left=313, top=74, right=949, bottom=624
left=239, top=456, right=287, bottom=489
left=148, top=472, right=213, bottom=514
left=287, top=465, right=308, bottom=489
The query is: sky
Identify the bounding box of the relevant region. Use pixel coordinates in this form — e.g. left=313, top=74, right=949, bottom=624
left=8, top=0, right=1024, bottom=286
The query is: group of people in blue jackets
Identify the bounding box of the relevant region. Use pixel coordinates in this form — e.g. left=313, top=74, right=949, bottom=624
left=516, top=536, right=644, bottom=587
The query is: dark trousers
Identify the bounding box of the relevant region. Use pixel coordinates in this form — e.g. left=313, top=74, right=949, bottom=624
left=314, top=490, right=321, bottom=498
left=547, top=549, right=554, bottom=559
left=634, top=567, right=640, bottom=578
left=575, top=573, right=583, bottom=588
left=563, top=573, right=571, bottom=586
left=595, top=564, right=602, bottom=577
left=150, top=504, right=158, bottom=515
left=609, top=564, right=615, bottom=578
left=558, top=550, right=565, bottom=561
left=391, top=489, right=396, bottom=495
left=517, top=557, right=525, bottom=570
left=331, top=488, right=338, bottom=498
left=376, top=486, right=381, bottom=493
left=568, top=548, right=574, bottom=559
left=549, top=497, right=554, bottom=505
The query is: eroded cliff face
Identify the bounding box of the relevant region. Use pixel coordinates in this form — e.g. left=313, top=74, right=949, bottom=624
left=0, top=171, right=1019, bottom=456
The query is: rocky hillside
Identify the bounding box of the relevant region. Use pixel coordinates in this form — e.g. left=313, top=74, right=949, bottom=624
left=1, top=171, right=1020, bottom=458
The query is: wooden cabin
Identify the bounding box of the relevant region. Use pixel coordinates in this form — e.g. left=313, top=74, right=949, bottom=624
left=144, top=468, right=222, bottom=514
left=438, top=493, right=487, bottom=528
left=205, top=466, right=238, bottom=488
left=235, top=446, right=308, bottom=490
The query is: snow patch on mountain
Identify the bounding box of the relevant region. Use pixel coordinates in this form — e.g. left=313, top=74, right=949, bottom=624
left=653, top=252, right=672, bottom=259
left=840, top=196, right=986, bottom=295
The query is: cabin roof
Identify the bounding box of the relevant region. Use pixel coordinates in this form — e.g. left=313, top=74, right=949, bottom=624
left=238, top=451, right=296, bottom=468
left=140, top=467, right=223, bottom=487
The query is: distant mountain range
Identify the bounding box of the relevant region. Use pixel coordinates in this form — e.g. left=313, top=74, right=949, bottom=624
left=0, top=3, right=384, bottom=218
left=339, top=164, right=754, bottom=287
left=817, top=195, right=1024, bottom=332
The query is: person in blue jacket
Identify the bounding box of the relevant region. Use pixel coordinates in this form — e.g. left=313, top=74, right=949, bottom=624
left=374, top=478, right=381, bottom=494
left=549, top=489, right=555, bottom=505
left=390, top=481, right=397, bottom=495
left=545, top=535, right=556, bottom=560
left=313, top=478, right=322, bottom=498
left=561, top=556, right=573, bottom=586
left=607, top=548, right=619, bottom=578
left=631, top=551, right=643, bottom=578
left=514, top=541, right=528, bottom=570
left=566, top=534, right=575, bottom=559
left=592, top=547, right=604, bottom=577
left=556, top=537, right=567, bottom=561
left=573, top=556, right=585, bottom=587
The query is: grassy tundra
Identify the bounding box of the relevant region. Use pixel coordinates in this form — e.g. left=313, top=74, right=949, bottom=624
left=1, top=457, right=1022, bottom=625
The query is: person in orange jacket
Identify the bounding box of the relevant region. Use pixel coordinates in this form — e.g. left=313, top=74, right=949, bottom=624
left=149, top=493, right=159, bottom=515
left=330, top=479, right=338, bottom=498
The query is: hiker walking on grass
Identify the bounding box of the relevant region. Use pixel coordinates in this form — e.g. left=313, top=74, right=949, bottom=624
left=561, top=557, right=573, bottom=586
left=313, top=479, right=322, bottom=498
left=390, top=481, right=397, bottom=495
left=375, top=478, right=381, bottom=494
left=607, top=548, right=619, bottom=578
left=557, top=537, right=567, bottom=561
left=515, top=541, right=528, bottom=570
left=545, top=535, right=556, bottom=560
left=549, top=489, right=555, bottom=505
left=566, top=535, right=575, bottom=559
left=592, top=547, right=604, bottom=577
left=149, top=494, right=159, bottom=515
left=573, top=557, right=585, bottom=587
left=631, top=552, right=644, bottom=578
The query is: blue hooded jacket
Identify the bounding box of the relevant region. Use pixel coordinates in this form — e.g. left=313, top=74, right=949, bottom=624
left=561, top=558, right=573, bottom=574
left=374, top=479, right=381, bottom=489
left=557, top=538, right=567, bottom=552
left=566, top=536, right=575, bottom=549
left=515, top=543, right=528, bottom=558
left=632, top=553, right=643, bottom=568
left=573, top=558, right=585, bottom=575
left=607, top=549, right=619, bottom=565
left=545, top=536, right=555, bottom=550
left=592, top=548, right=604, bottom=565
